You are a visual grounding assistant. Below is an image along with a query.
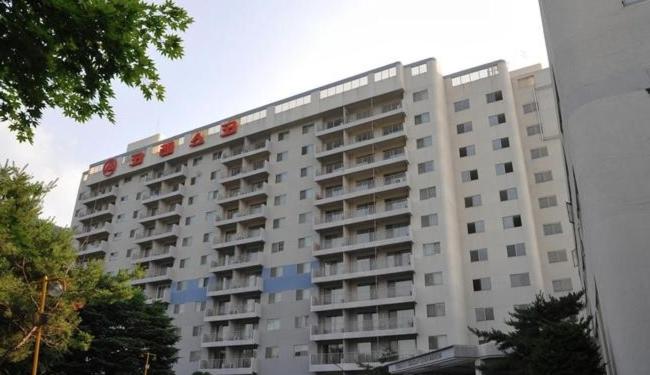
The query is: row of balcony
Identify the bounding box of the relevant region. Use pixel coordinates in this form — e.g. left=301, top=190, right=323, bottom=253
left=316, top=150, right=407, bottom=183
left=138, top=204, right=183, bottom=223
left=316, top=174, right=409, bottom=206
left=215, top=205, right=267, bottom=226
left=216, top=182, right=268, bottom=203
left=315, top=124, right=406, bottom=158
left=210, top=253, right=262, bottom=272
left=314, top=201, right=410, bottom=231
left=314, top=228, right=411, bottom=256
left=74, top=204, right=115, bottom=220
left=312, top=254, right=413, bottom=283
left=213, top=229, right=265, bottom=249
left=221, top=160, right=269, bottom=183
left=201, top=330, right=258, bottom=347
left=78, top=187, right=118, bottom=203
left=220, top=140, right=269, bottom=163
left=142, top=185, right=186, bottom=204
left=77, top=240, right=108, bottom=257
left=73, top=222, right=112, bottom=239
left=311, top=318, right=416, bottom=340
left=199, top=358, right=256, bottom=374
left=131, top=267, right=174, bottom=285
left=144, top=165, right=187, bottom=185
left=207, top=277, right=263, bottom=297
left=131, top=245, right=176, bottom=264
left=204, top=303, right=261, bottom=322
left=134, top=224, right=180, bottom=243
left=311, top=285, right=415, bottom=311
left=315, top=102, right=404, bottom=136
left=310, top=351, right=416, bottom=372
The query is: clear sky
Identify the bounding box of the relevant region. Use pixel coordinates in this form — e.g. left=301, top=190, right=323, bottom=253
left=1, top=0, right=548, bottom=226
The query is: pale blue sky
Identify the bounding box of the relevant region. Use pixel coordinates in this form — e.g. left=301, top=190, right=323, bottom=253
left=2, top=0, right=549, bottom=225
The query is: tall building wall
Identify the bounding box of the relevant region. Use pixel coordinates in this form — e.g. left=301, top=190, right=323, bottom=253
left=539, top=1, right=650, bottom=374
left=71, top=58, right=578, bottom=375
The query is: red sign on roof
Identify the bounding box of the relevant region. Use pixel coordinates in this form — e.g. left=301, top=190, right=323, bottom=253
left=102, top=158, right=117, bottom=177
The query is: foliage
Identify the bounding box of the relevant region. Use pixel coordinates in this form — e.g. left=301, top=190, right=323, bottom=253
left=0, top=0, right=193, bottom=143
left=46, top=292, right=179, bottom=375
left=470, top=291, right=606, bottom=375
left=0, top=162, right=135, bottom=372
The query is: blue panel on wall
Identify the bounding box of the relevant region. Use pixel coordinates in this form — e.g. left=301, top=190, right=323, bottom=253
left=262, top=264, right=313, bottom=293
left=170, top=278, right=208, bottom=304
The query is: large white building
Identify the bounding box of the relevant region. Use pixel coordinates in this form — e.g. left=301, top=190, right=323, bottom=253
left=540, top=1, right=650, bottom=374
left=71, top=58, right=579, bottom=375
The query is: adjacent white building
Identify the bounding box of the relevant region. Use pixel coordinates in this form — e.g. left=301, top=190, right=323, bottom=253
left=71, top=58, right=579, bottom=375
left=539, top=1, right=650, bottom=374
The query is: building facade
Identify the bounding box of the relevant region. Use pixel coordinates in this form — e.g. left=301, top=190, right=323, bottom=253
left=539, top=1, right=650, bottom=374
left=71, top=58, right=578, bottom=375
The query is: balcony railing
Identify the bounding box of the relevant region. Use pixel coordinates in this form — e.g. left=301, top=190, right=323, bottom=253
left=145, top=165, right=186, bottom=182
left=315, top=201, right=409, bottom=225
left=216, top=205, right=266, bottom=222
left=313, top=254, right=412, bottom=278
left=312, top=318, right=414, bottom=335
left=316, top=228, right=411, bottom=251
left=217, top=182, right=267, bottom=201
left=316, top=149, right=406, bottom=177
left=74, top=222, right=111, bottom=235
left=205, top=302, right=260, bottom=317
left=214, top=229, right=265, bottom=245
left=200, top=358, right=255, bottom=370
left=210, top=253, right=261, bottom=268
left=138, top=204, right=182, bottom=220
left=311, top=350, right=409, bottom=365
left=316, top=175, right=407, bottom=201
left=208, top=277, right=263, bottom=293
left=77, top=240, right=108, bottom=254
left=316, top=125, right=405, bottom=154
left=75, top=204, right=115, bottom=218
left=316, top=103, right=403, bottom=132
left=132, top=246, right=176, bottom=260
left=135, top=224, right=179, bottom=240
left=79, top=187, right=118, bottom=201
left=137, top=267, right=173, bottom=279
left=312, top=285, right=414, bottom=306
left=221, top=140, right=269, bottom=160
left=202, top=330, right=257, bottom=343
left=141, top=185, right=185, bottom=201
left=221, top=160, right=269, bottom=179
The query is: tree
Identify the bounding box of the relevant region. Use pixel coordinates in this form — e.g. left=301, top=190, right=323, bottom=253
left=0, top=162, right=135, bottom=372
left=470, top=291, right=605, bottom=375
left=46, top=292, right=179, bottom=375
left=0, top=0, right=193, bottom=143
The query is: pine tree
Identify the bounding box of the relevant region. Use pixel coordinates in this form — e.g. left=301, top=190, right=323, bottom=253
left=470, top=291, right=605, bottom=375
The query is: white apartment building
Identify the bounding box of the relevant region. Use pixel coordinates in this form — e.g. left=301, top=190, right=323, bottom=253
left=540, top=1, right=650, bottom=374
left=71, top=58, right=579, bottom=375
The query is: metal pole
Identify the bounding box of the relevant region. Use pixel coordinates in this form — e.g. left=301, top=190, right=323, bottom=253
left=31, top=276, right=48, bottom=375
left=143, top=351, right=151, bottom=375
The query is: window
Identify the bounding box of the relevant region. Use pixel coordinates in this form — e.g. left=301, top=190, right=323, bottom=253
left=459, top=145, right=476, bottom=157
left=190, top=177, right=196, bottom=186
left=467, top=220, right=485, bottom=234
left=300, top=189, right=313, bottom=200
left=486, top=90, right=503, bottom=103
left=267, top=318, right=280, bottom=331
left=423, top=242, right=441, bottom=256
left=210, top=171, right=217, bottom=180
left=425, top=272, right=443, bottom=286
left=179, top=258, right=188, bottom=268
left=548, top=249, right=568, bottom=264
left=268, top=292, right=281, bottom=304
left=188, top=196, right=195, bottom=205
left=302, top=123, right=314, bottom=134
left=132, top=210, right=139, bottom=219
left=539, top=195, right=558, bottom=208
left=421, top=214, right=438, bottom=227
left=192, top=326, right=202, bottom=337
left=321, top=76, right=369, bottom=98
left=506, top=243, right=526, bottom=257
left=176, top=281, right=185, bottom=291
left=192, top=156, right=202, bottom=166
left=298, top=236, right=312, bottom=248
left=464, top=195, right=482, bottom=208
left=488, top=113, right=506, bottom=126
left=189, top=350, right=201, bottom=362
left=428, top=335, right=448, bottom=350
left=295, top=289, right=306, bottom=301
left=272, top=241, right=284, bottom=253
left=374, top=67, right=397, bottom=81
left=451, top=65, right=499, bottom=86
left=426, top=303, right=446, bottom=317
left=275, top=172, right=287, bottom=183
left=510, top=273, right=531, bottom=287
left=298, top=212, right=312, bottom=224
left=499, top=188, right=518, bottom=201
left=414, top=112, right=430, bottom=125
left=198, top=277, right=208, bottom=288
left=416, top=136, right=432, bottom=149
left=301, top=144, right=313, bottom=155
left=534, top=170, right=553, bottom=183
left=129, top=229, right=136, bottom=238
left=523, top=102, right=538, bottom=114
left=413, top=89, right=428, bottom=102
left=120, top=195, right=127, bottom=202
left=461, top=169, right=479, bottom=182
left=294, top=315, right=309, bottom=328
left=418, top=161, right=434, bottom=174
left=503, top=215, right=523, bottom=229
left=530, top=146, right=549, bottom=160
left=456, top=121, right=473, bottom=134
left=202, top=233, right=211, bottom=243
left=272, top=217, right=285, bottom=229
left=270, top=267, right=283, bottom=278
left=265, top=346, right=279, bottom=359
left=278, top=130, right=289, bottom=141
left=274, top=194, right=287, bottom=206
left=411, top=63, right=427, bottom=76
left=420, top=186, right=436, bottom=200
left=473, top=278, right=491, bottom=291
left=453, top=98, right=470, bottom=112
left=527, top=124, right=541, bottom=136
left=469, top=248, right=488, bottom=262
left=126, top=248, right=132, bottom=257
left=212, top=150, right=222, bottom=160
left=276, top=151, right=288, bottom=162
left=294, top=344, right=309, bottom=357
left=475, top=307, right=495, bottom=321
left=172, top=304, right=183, bottom=314
left=492, top=137, right=510, bottom=150
left=496, top=162, right=514, bottom=175
left=552, top=278, right=573, bottom=292
left=185, top=216, right=192, bottom=225
left=275, top=94, right=311, bottom=113
left=297, top=262, right=310, bottom=274
left=182, top=237, right=192, bottom=246
left=135, top=191, right=141, bottom=200
left=543, top=222, right=563, bottom=236
left=300, top=166, right=312, bottom=177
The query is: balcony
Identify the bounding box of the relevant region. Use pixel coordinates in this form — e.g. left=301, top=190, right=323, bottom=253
left=213, top=229, right=266, bottom=250
left=315, top=103, right=405, bottom=137
left=134, top=225, right=180, bottom=244
left=311, top=285, right=415, bottom=312
left=199, top=358, right=257, bottom=375
left=209, top=253, right=263, bottom=273
left=131, top=267, right=174, bottom=285
left=216, top=183, right=269, bottom=205
left=79, top=187, right=118, bottom=204
left=314, top=228, right=412, bottom=256
left=310, top=351, right=414, bottom=373
left=315, top=125, right=406, bottom=159
left=311, top=318, right=416, bottom=341
left=77, top=240, right=108, bottom=257
left=137, top=204, right=183, bottom=225
left=314, top=201, right=411, bottom=230
left=204, top=303, right=262, bottom=322
left=75, top=204, right=115, bottom=222
left=312, top=254, right=413, bottom=283
left=131, top=246, right=177, bottom=264
left=315, top=150, right=408, bottom=182
left=145, top=289, right=171, bottom=304
left=144, top=166, right=187, bottom=186
left=201, top=330, right=258, bottom=348
left=141, top=185, right=186, bottom=205
left=221, top=140, right=270, bottom=163
left=73, top=222, right=112, bottom=240
left=216, top=206, right=267, bottom=227
left=315, top=174, right=409, bottom=206
left=220, top=161, right=269, bottom=183
left=206, top=277, right=264, bottom=297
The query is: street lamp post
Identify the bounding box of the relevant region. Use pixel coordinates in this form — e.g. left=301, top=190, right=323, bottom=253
left=31, top=275, right=65, bottom=375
